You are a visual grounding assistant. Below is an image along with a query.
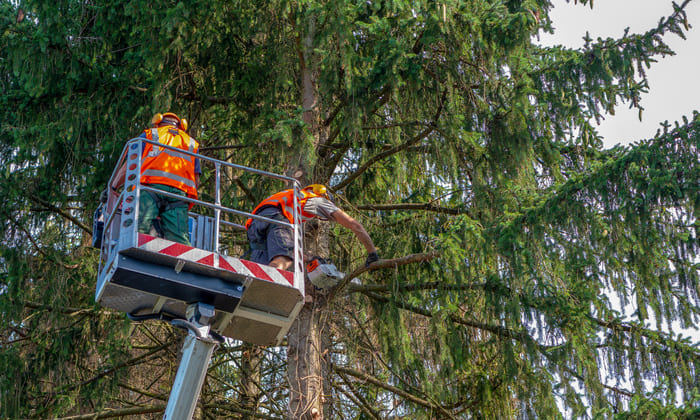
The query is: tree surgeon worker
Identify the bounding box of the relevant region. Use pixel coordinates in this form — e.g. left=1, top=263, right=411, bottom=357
left=111, top=112, right=201, bottom=245
left=245, top=184, right=379, bottom=270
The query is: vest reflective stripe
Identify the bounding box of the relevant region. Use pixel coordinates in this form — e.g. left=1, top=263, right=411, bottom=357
left=140, top=126, right=199, bottom=199
left=154, top=148, right=191, bottom=159
left=149, top=129, right=196, bottom=153
left=141, top=169, right=197, bottom=189
left=245, top=189, right=322, bottom=229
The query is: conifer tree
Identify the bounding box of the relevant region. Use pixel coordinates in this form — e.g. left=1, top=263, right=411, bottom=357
left=0, top=0, right=698, bottom=419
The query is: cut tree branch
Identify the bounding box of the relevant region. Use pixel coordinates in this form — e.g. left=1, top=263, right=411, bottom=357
left=329, top=252, right=440, bottom=302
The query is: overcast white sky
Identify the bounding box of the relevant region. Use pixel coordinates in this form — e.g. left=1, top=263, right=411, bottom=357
left=538, top=0, right=700, bottom=148
left=540, top=2, right=699, bottom=345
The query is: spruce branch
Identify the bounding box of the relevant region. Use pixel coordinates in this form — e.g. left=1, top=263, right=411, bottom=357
left=322, top=93, right=347, bottom=128
left=336, top=370, right=383, bottom=420
left=54, top=405, right=166, bottom=419
left=361, top=290, right=543, bottom=346
left=357, top=290, right=643, bottom=402
left=333, top=88, right=446, bottom=191
left=44, top=340, right=175, bottom=399
left=361, top=273, right=700, bottom=363
left=356, top=202, right=464, bottom=215
left=9, top=219, right=80, bottom=269
left=321, top=34, right=433, bottom=179
left=553, top=362, right=635, bottom=399
left=534, top=0, right=692, bottom=76
left=23, top=301, right=97, bottom=316
left=28, top=195, right=92, bottom=235
left=202, top=402, right=283, bottom=420
left=589, top=316, right=700, bottom=361
left=495, top=120, right=698, bottom=237
left=321, top=26, right=424, bottom=134
left=347, top=281, right=487, bottom=294
left=332, top=365, right=457, bottom=419
left=359, top=274, right=700, bottom=368
left=321, top=82, right=394, bottom=166
left=343, top=307, right=457, bottom=412
left=117, top=382, right=167, bottom=401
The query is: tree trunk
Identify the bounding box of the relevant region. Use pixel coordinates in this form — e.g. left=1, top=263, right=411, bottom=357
left=287, top=11, right=333, bottom=419
left=286, top=292, right=327, bottom=420
left=239, top=343, right=263, bottom=418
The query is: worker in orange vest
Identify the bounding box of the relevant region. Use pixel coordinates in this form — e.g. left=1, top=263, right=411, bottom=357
left=112, top=112, right=200, bottom=245
left=245, top=184, right=379, bottom=270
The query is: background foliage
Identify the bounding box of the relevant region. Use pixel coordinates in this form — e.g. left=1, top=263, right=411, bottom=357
left=1, top=0, right=698, bottom=418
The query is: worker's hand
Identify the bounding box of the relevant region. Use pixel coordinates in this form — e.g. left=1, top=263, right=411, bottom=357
left=365, top=251, right=379, bottom=267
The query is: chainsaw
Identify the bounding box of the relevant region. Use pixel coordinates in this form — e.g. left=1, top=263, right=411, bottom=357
left=306, top=257, right=345, bottom=290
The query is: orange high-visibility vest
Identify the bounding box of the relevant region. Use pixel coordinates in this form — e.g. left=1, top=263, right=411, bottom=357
left=140, top=126, right=199, bottom=199
left=245, top=189, right=324, bottom=229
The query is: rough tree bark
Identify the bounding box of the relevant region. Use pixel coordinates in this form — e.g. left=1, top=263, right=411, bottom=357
left=286, top=12, right=331, bottom=420
left=287, top=292, right=327, bottom=420
left=239, top=343, right=263, bottom=418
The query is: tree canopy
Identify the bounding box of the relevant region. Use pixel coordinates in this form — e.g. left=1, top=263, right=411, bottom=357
left=1, top=0, right=698, bottom=418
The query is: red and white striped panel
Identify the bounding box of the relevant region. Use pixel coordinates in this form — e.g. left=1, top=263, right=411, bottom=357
left=138, top=233, right=214, bottom=262
left=137, top=233, right=294, bottom=286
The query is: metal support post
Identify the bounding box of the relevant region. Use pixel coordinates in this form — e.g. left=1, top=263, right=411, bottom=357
left=163, top=303, right=219, bottom=420
left=213, top=162, right=221, bottom=253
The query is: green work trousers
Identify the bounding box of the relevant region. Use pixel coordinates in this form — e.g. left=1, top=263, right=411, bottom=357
left=138, top=184, right=191, bottom=245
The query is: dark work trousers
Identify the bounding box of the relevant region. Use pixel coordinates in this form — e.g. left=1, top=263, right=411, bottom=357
left=246, top=207, right=294, bottom=265
left=138, top=184, right=190, bottom=245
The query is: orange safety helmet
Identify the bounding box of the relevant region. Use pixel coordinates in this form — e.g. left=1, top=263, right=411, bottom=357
left=151, top=112, right=188, bottom=131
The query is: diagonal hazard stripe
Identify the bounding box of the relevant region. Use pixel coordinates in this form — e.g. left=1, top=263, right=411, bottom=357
left=196, top=253, right=214, bottom=266
left=218, top=256, right=235, bottom=271
left=138, top=233, right=156, bottom=246
left=240, top=259, right=272, bottom=282
left=136, top=233, right=294, bottom=286
left=178, top=248, right=209, bottom=261
left=221, top=256, right=253, bottom=277
left=160, top=242, right=193, bottom=257
left=258, top=263, right=294, bottom=286
left=277, top=269, right=294, bottom=286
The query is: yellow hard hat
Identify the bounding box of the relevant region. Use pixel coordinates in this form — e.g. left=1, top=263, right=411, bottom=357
left=151, top=112, right=188, bottom=131
left=303, top=184, right=327, bottom=196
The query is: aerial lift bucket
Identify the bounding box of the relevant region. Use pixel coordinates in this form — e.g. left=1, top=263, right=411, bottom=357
left=95, top=138, right=308, bottom=418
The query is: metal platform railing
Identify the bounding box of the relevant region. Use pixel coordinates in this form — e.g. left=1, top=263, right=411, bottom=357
left=97, top=137, right=305, bottom=294
left=94, top=136, right=307, bottom=348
